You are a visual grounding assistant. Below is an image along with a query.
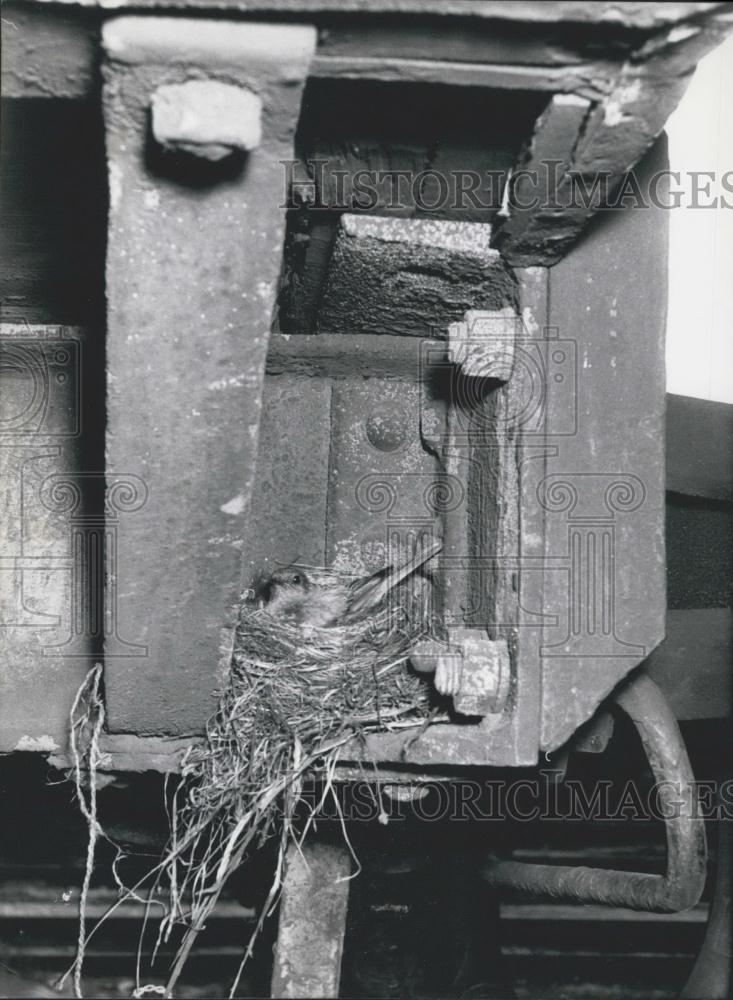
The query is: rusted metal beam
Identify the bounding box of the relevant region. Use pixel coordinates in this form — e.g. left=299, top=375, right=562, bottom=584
left=100, top=16, right=315, bottom=735
left=309, top=56, right=613, bottom=94
left=6, top=2, right=731, bottom=100
left=490, top=94, right=592, bottom=265
left=493, top=9, right=733, bottom=265
left=271, top=840, right=351, bottom=999
left=7, top=1, right=728, bottom=28
left=0, top=4, right=623, bottom=101
left=538, top=137, right=668, bottom=752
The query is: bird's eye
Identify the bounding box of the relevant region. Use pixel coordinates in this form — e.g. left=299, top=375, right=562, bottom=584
left=291, top=573, right=302, bottom=585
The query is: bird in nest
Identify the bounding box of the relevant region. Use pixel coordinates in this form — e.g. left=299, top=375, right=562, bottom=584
left=260, top=537, right=442, bottom=627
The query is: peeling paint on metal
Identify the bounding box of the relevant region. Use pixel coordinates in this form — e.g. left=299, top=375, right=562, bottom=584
left=108, top=160, right=123, bottom=212
left=603, top=78, right=642, bottom=126
left=14, top=734, right=60, bottom=752
left=220, top=494, right=247, bottom=516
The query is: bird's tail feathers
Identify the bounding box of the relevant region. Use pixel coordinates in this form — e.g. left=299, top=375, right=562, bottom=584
left=346, top=536, right=442, bottom=618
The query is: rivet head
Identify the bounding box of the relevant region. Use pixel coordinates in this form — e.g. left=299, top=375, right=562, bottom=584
left=365, top=404, right=408, bottom=452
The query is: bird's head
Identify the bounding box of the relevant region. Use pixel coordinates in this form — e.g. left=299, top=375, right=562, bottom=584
left=264, top=567, right=311, bottom=602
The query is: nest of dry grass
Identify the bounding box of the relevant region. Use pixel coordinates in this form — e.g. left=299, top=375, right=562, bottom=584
left=159, top=583, right=435, bottom=994
left=58, top=576, right=437, bottom=997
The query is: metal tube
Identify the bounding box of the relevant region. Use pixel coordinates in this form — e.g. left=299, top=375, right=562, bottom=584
left=481, top=671, right=708, bottom=912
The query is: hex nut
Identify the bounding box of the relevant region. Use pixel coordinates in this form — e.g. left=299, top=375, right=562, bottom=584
left=448, top=307, right=518, bottom=381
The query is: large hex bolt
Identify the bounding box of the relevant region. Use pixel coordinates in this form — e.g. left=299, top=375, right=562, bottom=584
left=448, top=307, right=518, bottom=381
left=411, top=629, right=511, bottom=716
left=151, top=79, right=263, bottom=161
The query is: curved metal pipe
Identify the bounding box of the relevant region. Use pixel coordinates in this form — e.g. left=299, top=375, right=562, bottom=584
left=681, top=818, right=730, bottom=998
left=481, top=671, right=707, bottom=912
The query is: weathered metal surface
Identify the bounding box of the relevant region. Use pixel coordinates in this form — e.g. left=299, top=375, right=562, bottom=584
left=101, top=17, right=315, bottom=734
left=314, top=18, right=620, bottom=66
left=0, top=324, right=92, bottom=752
left=334, top=275, right=546, bottom=766
left=8, top=2, right=725, bottom=28
left=48, top=733, right=192, bottom=773
left=666, top=394, right=733, bottom=502
left=510, top=266, right=550, bottom=765
left=539, top=138, right=668, bottom=752
left=271, top=840, right=351, bottom=999
left=326, top=378, right=438, bottom=576
left=0, top=2, right=613, bottom=100
left=316, top=215, right=517, bottom=338
left=645, top=608, right=732, bottom=720
left=266, top=333, right=442, bottom=379
left=0, top=3, right=99, bottom=99
left=242, top=375, right=332, bottom=584
left=491, top=94, right=592, bottom=265
left=483, top=671, right=709, bottom=913
left=667, top=493, right=733, bottom=610
left=494, top=15, right=733, bottom=265
left=308, top=56, right=615, bottom=93
left=566, top=709, right=614, bottom=754
left=0, top=4, right=618, bottom=100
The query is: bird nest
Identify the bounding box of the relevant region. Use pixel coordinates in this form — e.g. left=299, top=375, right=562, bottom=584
left=162, top=588, right=435, bottom=993
left=67, top=575, right=437, bottom=997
